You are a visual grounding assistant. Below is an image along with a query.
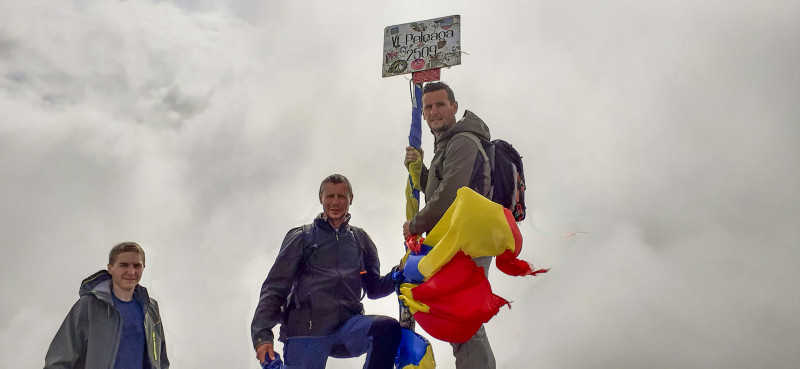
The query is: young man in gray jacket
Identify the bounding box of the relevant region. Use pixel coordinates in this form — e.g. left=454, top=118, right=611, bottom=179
left=44, top=242, right=169, bottom=369
left=251, top=174, right=401, bottom=369
left=403, top=82, right=496, bottom=369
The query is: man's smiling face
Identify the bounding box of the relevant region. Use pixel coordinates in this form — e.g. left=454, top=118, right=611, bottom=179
left=422, top=88, right=458, bottom=136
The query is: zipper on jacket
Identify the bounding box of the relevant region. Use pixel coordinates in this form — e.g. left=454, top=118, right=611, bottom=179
left=110, top=304, right=123, bottom=368
left=151, top=317, right=162, bottom=362
left=307, top=292, right=313, bottom=330
left=152, top=331, right=158, bottom=361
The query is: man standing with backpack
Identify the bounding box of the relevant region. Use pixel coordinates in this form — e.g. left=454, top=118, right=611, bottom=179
left=251, top=174, right=401, bottom=369
left=403, top=82, right=497, bottom=369
left=44, top=242, right=169, bottom=369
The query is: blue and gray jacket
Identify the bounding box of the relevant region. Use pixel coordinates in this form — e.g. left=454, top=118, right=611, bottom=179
left=44, top=270, right=169, bottom=369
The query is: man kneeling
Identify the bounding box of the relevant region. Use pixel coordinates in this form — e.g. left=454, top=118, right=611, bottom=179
left=251, top=174, right=401, bottom=368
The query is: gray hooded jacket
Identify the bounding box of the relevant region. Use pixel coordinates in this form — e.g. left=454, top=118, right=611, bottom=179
left=44, top=270, right=169, bottom=369
left=410, top=110, right=492, bottom=235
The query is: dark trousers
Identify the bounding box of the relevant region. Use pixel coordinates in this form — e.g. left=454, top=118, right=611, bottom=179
left=283, top=315, right=401, bottom=369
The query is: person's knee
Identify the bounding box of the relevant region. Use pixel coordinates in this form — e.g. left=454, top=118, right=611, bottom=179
left=368, top=316, right=399, bottom=335
left=368, top=317, right=401, bottom=345
left=387, top=319, right=401, bottom=347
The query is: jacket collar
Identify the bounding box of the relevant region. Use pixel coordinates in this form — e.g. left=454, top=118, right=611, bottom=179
left=434, top=110, right=490, bottom=148
left=314, top=213, right=352, bottom=233
left=79, top=270, right=150, bottom=308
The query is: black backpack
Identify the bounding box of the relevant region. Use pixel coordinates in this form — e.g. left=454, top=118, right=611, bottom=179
left=460, top=134, right=527, bottom=222
left=488, top=139, right=527, bottom=221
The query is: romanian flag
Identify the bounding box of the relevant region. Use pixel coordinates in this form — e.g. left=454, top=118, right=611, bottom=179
left=405, top=152, right=424, bottom=221
left=399, top=187, right=547, bottom=343
left=395, top=328, right=436, bottom=369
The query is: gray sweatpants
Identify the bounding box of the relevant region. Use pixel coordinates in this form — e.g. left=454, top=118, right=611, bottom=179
left=450, top=256, right=496, bottom=369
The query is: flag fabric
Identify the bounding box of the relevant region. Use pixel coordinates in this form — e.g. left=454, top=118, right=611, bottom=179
left=405, top=155, right=423, bottom=221
left=405, top=82, right=424, bottom=221
left=261, top=353, right=283, bottom=369
left=398, top=187, right=548, bottom=343
left=399, top=251, right=510, bottom=343
left=395, top=328, right=436, bottom=369
left=412, top=187, right=547, bottom=279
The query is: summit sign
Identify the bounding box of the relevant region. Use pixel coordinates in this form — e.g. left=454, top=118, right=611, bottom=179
left=382, top=15, right=461, bottom=78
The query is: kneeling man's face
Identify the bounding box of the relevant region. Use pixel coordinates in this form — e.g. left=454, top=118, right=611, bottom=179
left=108, top=252, right=144, bottom=293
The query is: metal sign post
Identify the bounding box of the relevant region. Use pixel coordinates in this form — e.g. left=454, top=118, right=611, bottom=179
left=383, top=15, right=461, bottom=332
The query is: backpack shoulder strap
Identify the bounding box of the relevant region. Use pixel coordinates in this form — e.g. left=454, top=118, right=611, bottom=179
left=455, top=132, right=494, bottom=198
left=348, top=226, right=368, bottom=258
left=301, top=223, right=314, bottom=243
left=285, top=224, right=316, bottom=311
left=455, top=132, right=488, bottom=161
left=348, top=226, right=369, bottom=300
left=299, top=223, right=317, bottom=265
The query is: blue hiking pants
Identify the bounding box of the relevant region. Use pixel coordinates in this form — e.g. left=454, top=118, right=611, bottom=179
left=283, top=315, right=401, bottom=369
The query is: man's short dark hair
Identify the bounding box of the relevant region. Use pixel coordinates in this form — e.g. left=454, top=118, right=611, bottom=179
left=109, top=242, right=146, bottom=266
left=319, top=174, right=353, bottom=198
left=423, top=82, right=456, bottom=103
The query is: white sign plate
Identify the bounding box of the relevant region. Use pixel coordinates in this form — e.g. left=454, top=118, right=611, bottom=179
left=382, top=15, right=461, bottom=78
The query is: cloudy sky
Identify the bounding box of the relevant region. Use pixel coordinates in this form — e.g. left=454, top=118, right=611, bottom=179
left=2, top=0, right=799, bottom=368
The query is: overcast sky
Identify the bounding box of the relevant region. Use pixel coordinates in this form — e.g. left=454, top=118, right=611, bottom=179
left=2, top=1, right=799, bottom=368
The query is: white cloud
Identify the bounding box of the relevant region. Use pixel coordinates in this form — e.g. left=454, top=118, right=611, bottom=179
left=2, top=0, right=799, bottom=368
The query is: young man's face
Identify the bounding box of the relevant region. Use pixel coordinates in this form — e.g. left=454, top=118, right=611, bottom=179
left=422, top=89, right=458, bottom=135
left=320, top=182, right=352, bottom=226
left=107, top=252, right=144, bottom=295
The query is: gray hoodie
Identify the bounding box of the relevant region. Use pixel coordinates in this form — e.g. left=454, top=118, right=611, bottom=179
left=44, top=270, right=169, bottom=369
left=410, top=110, right=492, bottom=234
